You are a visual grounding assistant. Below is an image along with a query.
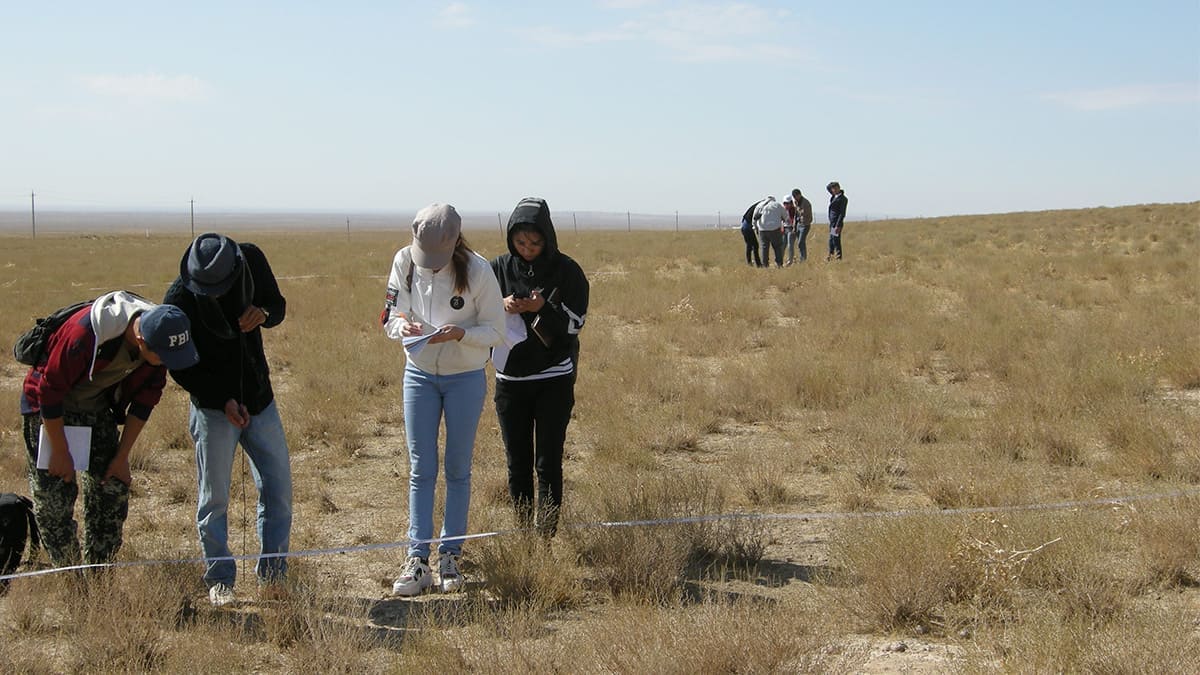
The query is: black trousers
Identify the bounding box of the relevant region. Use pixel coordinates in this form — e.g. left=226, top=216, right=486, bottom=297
left=494, top=374, right=576, bottom=535
left=829, top=232, right=843, bottom=259
left=741, top=226, right=762, bottom=266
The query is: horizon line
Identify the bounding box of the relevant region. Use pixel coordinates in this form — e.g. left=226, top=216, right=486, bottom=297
left=0, top=199, right=1196, bottom=223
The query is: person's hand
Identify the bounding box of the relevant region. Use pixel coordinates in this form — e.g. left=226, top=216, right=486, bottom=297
left=428, top=325, right=466, bottom=344
left=48, top=447, right=75, bottom=482
left=224, top=399, right=251, bottom=429
left=502, top=295, right=525, bottom=314
left=239, top=306, right=269, bottom=332
left=525, top=290, right=547, bottom=313
left=395, top=311, right=425, bottom=337
left=103, top=455, right=132, bottom=487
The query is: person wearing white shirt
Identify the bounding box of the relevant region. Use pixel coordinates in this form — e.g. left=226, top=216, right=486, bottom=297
left=382, top=203, right=505, bottom=596
left=755, top=196, right=787, bottom=268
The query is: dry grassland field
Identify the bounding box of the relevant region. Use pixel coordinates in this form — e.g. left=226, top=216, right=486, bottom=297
left=0, top=202, right=1198, bottom=673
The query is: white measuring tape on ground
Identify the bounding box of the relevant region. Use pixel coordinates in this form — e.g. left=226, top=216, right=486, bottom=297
left=3, top=487, right=1197, bottom=583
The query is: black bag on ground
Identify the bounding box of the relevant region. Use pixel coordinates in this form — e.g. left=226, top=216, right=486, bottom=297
left=1, top=493, right=39, bottom=589
left=12, top=300, right=92, bottom=366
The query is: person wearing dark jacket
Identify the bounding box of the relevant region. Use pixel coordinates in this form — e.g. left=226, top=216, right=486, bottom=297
left=827, top=181, right=848, bottom=261
left=490, top=198, right=589, bottom=537
left=163, top=232, right=292, bottom=607
left=20, top=292, right=198, bottom=568
left=740, top=198, right=766, bottom=267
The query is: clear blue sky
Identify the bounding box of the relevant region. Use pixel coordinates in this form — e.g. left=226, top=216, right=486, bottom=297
left=2, top=1, right=1197, bottom=219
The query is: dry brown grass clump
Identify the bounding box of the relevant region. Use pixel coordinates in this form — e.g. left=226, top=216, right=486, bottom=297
left=1130, top=495, right=1200, bottom=587
left=469, top=533, right=585, bottom=612
left=825, top=507, right=1168, bottom=637
left=566, top=472, right=769, bottom=603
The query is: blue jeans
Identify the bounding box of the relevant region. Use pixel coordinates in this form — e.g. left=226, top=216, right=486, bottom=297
left=190, top=400, right=293, bottom=587
left=403, top=364, right=486, bottom=559
left=784, top=227, right=797, bottom=264
left=829, top=232, right=843, bottom=259
left=797, top=225, right=811, bottom=261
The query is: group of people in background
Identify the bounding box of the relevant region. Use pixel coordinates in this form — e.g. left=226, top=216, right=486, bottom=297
left=17, top=197, right=589, bottom=605
left=741, top=182, right=848, bottom=267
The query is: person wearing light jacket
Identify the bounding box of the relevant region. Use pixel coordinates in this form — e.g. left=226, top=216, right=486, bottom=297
left=382, top=203, right=505, bottom=595
left=490, top=197, right=589, bottom=539
left=20, top=291, right=198, bottom=568
left=755, top=196, right=787, bottom=268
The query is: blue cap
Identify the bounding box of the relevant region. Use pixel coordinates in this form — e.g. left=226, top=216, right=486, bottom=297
left=139, top=305, right=200, bottom=370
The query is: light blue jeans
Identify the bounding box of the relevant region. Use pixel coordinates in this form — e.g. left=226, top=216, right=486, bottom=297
left=403, top=364, right=486, bottom=559
left=190, top=400, right=293, bottom=587
left=784, top=227, right=798, bottom=264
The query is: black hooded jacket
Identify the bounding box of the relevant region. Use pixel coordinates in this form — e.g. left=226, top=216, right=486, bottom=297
left=163, top=243, right=286, bottom=414
left=490, top=198, right=589, bottom=378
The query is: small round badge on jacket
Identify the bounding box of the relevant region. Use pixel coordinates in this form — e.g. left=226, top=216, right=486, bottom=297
left=450, top=296, right=465, bottom=310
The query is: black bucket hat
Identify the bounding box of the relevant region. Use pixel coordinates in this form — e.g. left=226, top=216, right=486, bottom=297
left=181, top=233, right=244, bottom=297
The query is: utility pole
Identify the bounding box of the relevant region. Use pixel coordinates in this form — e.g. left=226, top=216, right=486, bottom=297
left=190, top=199, right=195, bottom=238
left=718, top=210, right=721, bottom=228
left=30, top=191, right=36, bottom=239
left=626, top=211, right=631, bottom=232
left=497, top=212, right=503, bottom=237
left=346, top=217, right=351, bottom=240
left=675, top=210, right=679, bottom=232
left=573, top=211, right=577, bottom=234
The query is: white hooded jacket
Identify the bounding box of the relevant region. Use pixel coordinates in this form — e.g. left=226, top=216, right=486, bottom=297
left=87, top=290, right=156, bottom=380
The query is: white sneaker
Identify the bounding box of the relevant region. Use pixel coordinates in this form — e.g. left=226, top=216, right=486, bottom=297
left=439, top=554, right=464, bottom=593
left=208, top=583, right=236, bottom=607
left=392, top=556, right=432, bottom=596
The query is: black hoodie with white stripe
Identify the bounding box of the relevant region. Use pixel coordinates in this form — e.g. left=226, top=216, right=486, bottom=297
left=490, top=198, right=589, bottom=380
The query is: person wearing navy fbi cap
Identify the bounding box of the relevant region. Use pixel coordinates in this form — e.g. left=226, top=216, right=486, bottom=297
left=19, top=292, right=198, bottom=570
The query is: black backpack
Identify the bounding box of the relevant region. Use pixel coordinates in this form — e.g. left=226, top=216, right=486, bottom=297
left=0, top=493, right=39, bottom=590
left=12, top=300, right=92, bottom=366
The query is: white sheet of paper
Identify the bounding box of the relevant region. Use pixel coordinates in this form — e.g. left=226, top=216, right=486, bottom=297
left=402, top=329, right=439, bottom=357
left=490, top=313, right=529, bottom=372
left=36, top=425, right=92, bottom=471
